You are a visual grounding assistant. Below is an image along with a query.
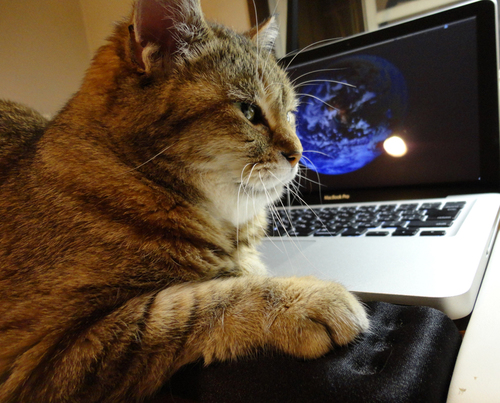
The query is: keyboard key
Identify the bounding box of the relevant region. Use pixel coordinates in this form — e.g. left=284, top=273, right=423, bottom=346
left=396, top=203, right=419, bottom=212
left=333, top=222, right=356, bottom=228
left=341, top=228, right=367, bottom=237
left=358, top=205, right=377, bottom=212
left=443, top=201, right=466, bottom=209
left=377, top=205, right=397, bottom=212
left=378, top=214, right=401, bottom=221
left=355, top=213, right=373, bottom=220
left=420, top=230, right=447, bottom=236
left=425, top=208, right=460, bottom=220
left=288, top=228, right=315, bottom=237
left=357, top=221, right=383, bottom=229
left=268, top=226, right=290, bottom=236
left=407, top=220, right=453, bottom=228
left=401, top=214, right=425, bottom=221
left=314, top=228, right=343, bottom=237
left=365, top=231, right=390, bottom=236
left=381, top=221, right=405, bottom=228
left=420, top=202, right=442, bottom=209
left=392, top=228, right=419, bottom=236
left=338, top=207, right=358, bottom=213
left=288, top=224, right=316, bottom=237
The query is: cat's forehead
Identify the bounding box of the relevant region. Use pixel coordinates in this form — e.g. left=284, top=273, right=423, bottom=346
left=200, top=25, right=296, bottom=109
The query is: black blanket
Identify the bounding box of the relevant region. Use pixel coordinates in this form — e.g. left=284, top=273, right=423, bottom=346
left=156, top=302, right=461, bottom=403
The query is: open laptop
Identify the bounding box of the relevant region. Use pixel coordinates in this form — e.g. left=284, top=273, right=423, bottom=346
left=260, top=0, right=500, bottom=319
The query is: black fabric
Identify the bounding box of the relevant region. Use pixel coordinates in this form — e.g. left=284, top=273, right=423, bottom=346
left=161, top=302, right=461, bottom=403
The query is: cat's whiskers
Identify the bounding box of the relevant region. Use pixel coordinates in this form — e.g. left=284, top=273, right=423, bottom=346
left=279, top=36, right=343, bottom=61
left=243, top=163, right=259, bottom=194
left=290, top=68, right=346, bottom=86
left=295, top=79, right=355, bottom=89
left=260, top=0, right=282, bottom=83
left=235, top=162, right=284, bottom=259
left=292, top=162, right=321, bottom=203
left=257, top=182, right=285, bottom=251
left=268, top=171, right=302, bottom=202
left=236, top=162, right=257, bottom=252
left=289, top=171, right=319, bottom=206
left=295, top=93, right=339, bottom=111
left=299, top=155, right=324, bottom=202
left=262, top=81, right=285, bottom=94
left=250, top=185, right=260, bottom=244
left=245, top=181, right=254, bottom=240
left=300, top=155, right=321, bottom=175
left=261, top=43, right=277, bottom=84
left=250, top=0, right=261, bottom=84
left=291, top=171, right=316, bottom=191
left=126, top=144, right=174, bottom=173
left=290, top=180, right=304, bottom=205
left=302, top=149, right=333, bottom=158
left=294, top=172, right=322, bottom=188
left=266, top=176, right=323, bottom=267
left=289, top=167, right=307, bottom=204
left=267, top=171, right=332, bottom=238
left=236, top=181, right=245, bottom=250
left=258, top=171, right=288, bottom=238
left=283, top=37, right=343, bottom=71
left=240, top=163, right=255, bottom=191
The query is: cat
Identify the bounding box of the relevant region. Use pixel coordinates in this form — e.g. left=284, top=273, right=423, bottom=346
left=0, top=0, right=369, bottom=401
left=0, top=100, right=48, bottom=186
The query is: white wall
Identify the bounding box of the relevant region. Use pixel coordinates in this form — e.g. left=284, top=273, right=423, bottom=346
left=0, top=0, right=251, bottom=117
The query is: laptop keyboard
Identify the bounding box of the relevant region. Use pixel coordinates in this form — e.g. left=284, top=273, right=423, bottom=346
left=267, top=201, right=466, bottom=237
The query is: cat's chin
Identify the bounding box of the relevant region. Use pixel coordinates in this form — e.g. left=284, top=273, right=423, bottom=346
left=245, top=163, right=299, bottom=193
left=199, top=179, right=286, bottom=228
left=213, top=183, right=286, bottom=227
left=200, top=164, right=298, bottom=227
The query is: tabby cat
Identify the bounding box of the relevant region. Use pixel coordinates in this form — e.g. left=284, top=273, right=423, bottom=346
left=0, top=0, right=369, bottom=401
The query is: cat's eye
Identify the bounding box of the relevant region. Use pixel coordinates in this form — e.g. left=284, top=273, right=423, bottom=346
left=237, top=102, right=263, bottom=125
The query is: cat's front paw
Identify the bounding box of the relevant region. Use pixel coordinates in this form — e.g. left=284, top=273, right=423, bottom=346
left=267, top=277, right=369, bottom=359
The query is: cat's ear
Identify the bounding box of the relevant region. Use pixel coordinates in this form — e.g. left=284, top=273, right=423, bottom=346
left=129, top=0, right=208, bottom=73
left=245, top=16, right=279, bottom=54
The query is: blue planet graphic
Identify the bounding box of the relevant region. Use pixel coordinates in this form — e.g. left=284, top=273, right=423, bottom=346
left=296, top=55, right=408, bottom=175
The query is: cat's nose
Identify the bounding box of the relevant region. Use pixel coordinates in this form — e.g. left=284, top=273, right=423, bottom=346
left=282, top=151, right=302, bottom=168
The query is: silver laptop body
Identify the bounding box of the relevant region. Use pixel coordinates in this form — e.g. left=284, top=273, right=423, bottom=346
left=261, top=0, right=500, bottom=319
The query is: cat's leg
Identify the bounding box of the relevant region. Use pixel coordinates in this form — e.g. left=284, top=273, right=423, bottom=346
left=11, top=276, right=368, bottom=402
left=168, top=276, right=370, bottom=364
left=116, top=276, right=368, bottom=399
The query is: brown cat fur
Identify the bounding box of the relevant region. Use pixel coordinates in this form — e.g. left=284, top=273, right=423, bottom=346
left=0, top=0, right=369, bottom=401
left=0, top=100, right=48, bottom=186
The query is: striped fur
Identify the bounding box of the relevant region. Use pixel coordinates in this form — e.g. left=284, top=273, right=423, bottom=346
left=0, top=0, right=368, bottom=401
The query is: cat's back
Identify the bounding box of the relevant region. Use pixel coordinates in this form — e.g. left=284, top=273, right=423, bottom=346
left=0, top=100, right=48, bottom=184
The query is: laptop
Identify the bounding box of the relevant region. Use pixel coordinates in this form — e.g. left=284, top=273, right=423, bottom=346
left=260, top=0, right=500, bottom=319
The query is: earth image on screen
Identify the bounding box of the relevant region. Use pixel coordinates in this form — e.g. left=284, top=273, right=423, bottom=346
left=295, top=55, right=408, bottom=175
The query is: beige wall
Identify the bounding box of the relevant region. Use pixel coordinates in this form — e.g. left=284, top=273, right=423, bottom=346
left=0, top=0, right=251, bottom=116
left=79, top=0, right=134, bottom=55
left=0, top=0, right=90, bottom=116
left=201, top=0, right=251, bottom=33
left=76, top=1, right=468, bottom=61
left=81, top=0, right=251, bottom=54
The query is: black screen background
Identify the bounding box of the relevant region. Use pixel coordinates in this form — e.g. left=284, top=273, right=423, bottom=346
left=288, top=17, right=481, bottom=197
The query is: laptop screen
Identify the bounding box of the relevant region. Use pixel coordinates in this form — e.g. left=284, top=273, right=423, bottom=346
left=283, top=0, right=500, bottom=204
